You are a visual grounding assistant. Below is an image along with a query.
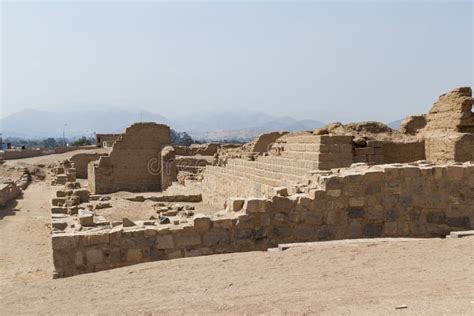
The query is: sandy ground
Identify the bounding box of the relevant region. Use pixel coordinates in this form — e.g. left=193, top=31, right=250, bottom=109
left=2, top=147, right=109, bottom=169
left=0, top=164, right=23, bottom=182
left=0, top=153, right=473, bottom=315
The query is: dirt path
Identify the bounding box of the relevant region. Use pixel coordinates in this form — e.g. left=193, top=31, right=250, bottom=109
left=0, top=234, right=472, bottom=314
left=0, top=182, right=52, bottom=282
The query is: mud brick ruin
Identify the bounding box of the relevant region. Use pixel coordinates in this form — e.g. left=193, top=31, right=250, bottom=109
left=88, top=123, right=171, bottom=194
left=48, top=87, right=474, bottom=278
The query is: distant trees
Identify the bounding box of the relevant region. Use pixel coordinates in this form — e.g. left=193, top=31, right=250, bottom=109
left=171, top=129, right=195, bottom=146
left=71, top=136, right=92, bottom=147
left=42, top=138, right=58, bottom=148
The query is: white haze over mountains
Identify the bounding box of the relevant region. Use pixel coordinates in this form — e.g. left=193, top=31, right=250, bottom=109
left=0, top=108, right=325, bottom=141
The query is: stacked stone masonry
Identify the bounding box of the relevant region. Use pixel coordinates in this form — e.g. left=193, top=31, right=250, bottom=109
left=52, top=161, right=474, bottom=277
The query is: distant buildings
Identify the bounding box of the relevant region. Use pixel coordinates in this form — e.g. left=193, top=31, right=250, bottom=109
left=95, top=134, right=121, bottom=148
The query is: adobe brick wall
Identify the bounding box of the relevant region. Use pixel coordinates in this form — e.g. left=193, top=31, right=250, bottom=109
left=250, top=132, right=288, bottom=154
left=425, top=133, right=474, bottom=163
left=424, top=87, right=474, bottom=133
left=88, top=123, right=170, bottom=194
left=70, top=153, right=107, bottom=178
left=52, top=161, right=474, bottom=277
left=381, top=140, right=426, bottom=163
left=0, top=149, right=43, bottom=160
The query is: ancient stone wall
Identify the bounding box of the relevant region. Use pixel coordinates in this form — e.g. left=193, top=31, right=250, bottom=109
left=424, top=87, right=474, bottom=133
left=51, top=161, right=474, bottom=277
left=425, top=134, right=474, bottom=163
left=70, top=153, right=107, bottom=179
left=88, top=123, right=170, bottom=194
left=381, top=140, right=426, bottom=163
left=161, top=146, right=212, bottom=191
left=248, top=132, right=288, bottom=154
left=0, top=182, right=21, bottom=207
left=0, top=149, right=43, bottom=160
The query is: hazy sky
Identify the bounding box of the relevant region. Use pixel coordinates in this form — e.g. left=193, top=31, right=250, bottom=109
left=1, top=1, right=472, bottom=123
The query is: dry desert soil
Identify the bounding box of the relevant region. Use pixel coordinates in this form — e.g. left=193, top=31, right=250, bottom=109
left=0, top=152, right=473, bottom=315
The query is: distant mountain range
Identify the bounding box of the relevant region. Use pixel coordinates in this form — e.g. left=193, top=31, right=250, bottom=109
left=387, top=119, right=403, bottom=130
left=0, top=107, right=406, bottom=141
left=0, top=108, right=324, bottom=141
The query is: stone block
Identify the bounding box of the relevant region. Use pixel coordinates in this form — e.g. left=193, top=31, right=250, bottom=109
left=446, top=216, right=471, bottom=229
left=367, top=140, right=383, bottom=148
left=185, top=247, right=212, bottom=257
left=51, top=220, right=68, bottom=230
left=293, top=225, right=315, bottom=241
left=194, top=216, right=211, bottom=232
left=155, top=234, right=174, bottom=250
left=235, top=214, right=256, bottom=228
left=327, top=189, right=341, bottom=198
left=426, top=211, right=446, bottom=225
left=384, top=208, right=400, bottom=222
left=259, top=214, right=271, bottom=226
left=348, top=208, right=365, bottom=219
left=326, top=209, right=347, bottom=226
left=212, top=218, right=234, bottom=229
left=273, top=187, right=288, bottom=197
left=73, top=189, right=90, bottom=203
left=383, top=222, right=398, bottom=236
left=272, top=225, right=292, bottom=239
left=446, top=165, right=464, bottom=180
left=51, top=198, right=66, bottom=206
left=82, top=233, right=109, bottom=246
left=271, top=196, right=295, bottom=212
left=317, top=226, right=336, bottom=241
left=56, top=190, right=67, bottom=198
left=86, top=249, right=104, bottom=265
left=173, top=230, right=201, bottom=248
left=144, top=228, right=157, bottom=237
left=74, top=251, right=84, bottom=266
left=409, top=222, right=426, bottom=235
left=244, top=198, right=271, bottom=213
left=355, top=147, right=374, bottom=155
left=363, top=223, right=384, bottom=238
left=52, top=234, right=78, bottom=250
left=302, top=211, right=323, bottom=225
left=349, top=197, right=365, bottom=207
left=167, top=250, right=183, bottom=259
left=226, top=198, right=245, bottom=212
left=126, top=249, right=143, bottom=262
left=346, top=221, right=362, bottom=238
left=203, top=229, right=230, bottom=247
left=78, top=213, right=94, bottom=226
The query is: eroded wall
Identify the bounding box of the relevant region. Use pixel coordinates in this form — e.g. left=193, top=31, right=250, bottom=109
left=88, top=123, right=170, bottom=194
left=70, top=153, right=107, bottom=179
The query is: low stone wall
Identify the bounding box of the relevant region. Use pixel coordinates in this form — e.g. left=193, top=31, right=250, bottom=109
left=0, top=149, right=43, bottom=160
left=353, top=140, right=385, bottom=163
left=52, top=161, right=474, bottom=278
left=0, top=182, right=21, bottom=207
left=382, top=140, right=426, bottom=163
left=0, top=146, right=94, bottom=160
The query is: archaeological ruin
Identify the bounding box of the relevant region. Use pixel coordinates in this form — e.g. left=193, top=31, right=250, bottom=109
left=47, top=87, right=473, bottom=278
